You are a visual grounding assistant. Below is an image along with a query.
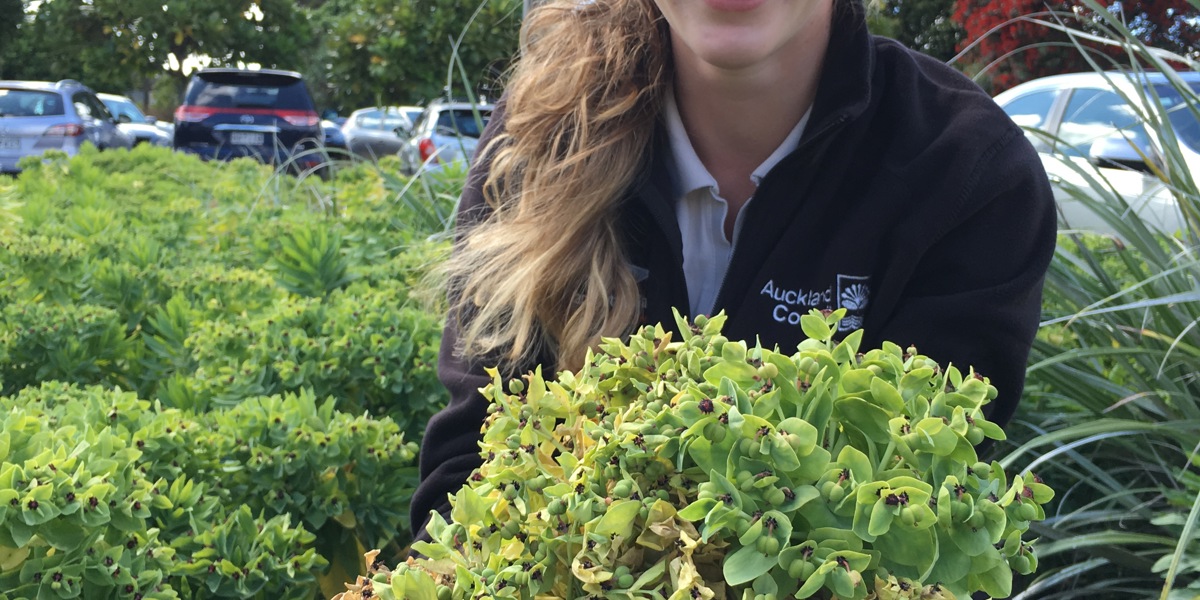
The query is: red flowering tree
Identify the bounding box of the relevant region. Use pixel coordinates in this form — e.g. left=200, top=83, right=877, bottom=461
left=952, top=0, right=1200, bottom=93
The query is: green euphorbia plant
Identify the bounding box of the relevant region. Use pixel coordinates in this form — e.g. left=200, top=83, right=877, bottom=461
left=338, top=309, right=1051, bottom=600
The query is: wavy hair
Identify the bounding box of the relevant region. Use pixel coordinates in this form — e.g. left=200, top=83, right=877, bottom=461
left=441, top=0, right=670, bottom=372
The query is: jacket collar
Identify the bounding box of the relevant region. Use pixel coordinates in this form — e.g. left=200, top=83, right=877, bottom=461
left=804, top=0, right=875, bottom=145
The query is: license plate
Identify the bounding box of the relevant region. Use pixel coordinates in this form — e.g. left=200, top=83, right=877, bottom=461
left=229, top=132, right=264, bottom=146
left=0, top=137, right=18, bottom=150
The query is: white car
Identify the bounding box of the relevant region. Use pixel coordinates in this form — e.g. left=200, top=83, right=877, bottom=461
left=98, top=93, right=172, bottom=147
left=399, top=101, right=493, bottom=175
left=993, top=71, right=1200, bottom=236
left=341, top=106, right=420, bottom=159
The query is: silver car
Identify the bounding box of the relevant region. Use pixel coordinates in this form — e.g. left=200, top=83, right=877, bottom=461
left=99, top=93, right=173, bottom=147
left=342, top=106, right=419, bottom=159
left=399, top=101, right=493, bottom=175
left=994, top=71, right=1200, bottom=236
left=0, top=79, right=133, bottom=174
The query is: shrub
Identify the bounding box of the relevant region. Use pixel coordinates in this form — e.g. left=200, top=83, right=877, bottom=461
left=341, top=311, right=1051, bottom=600
left=0, top=382, right=419, bottom=598
left=0, top=303, right=134, bottom=395
left=1, top=147, right=451, bottom=595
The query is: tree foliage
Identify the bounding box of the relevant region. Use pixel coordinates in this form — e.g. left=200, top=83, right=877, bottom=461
left=952, top=0, right=1200, bottom=93
left=875, top=0, right=964, bottom=61
left=0, top=0, right=311, bottom=94
left=305, top=0, right=521, bottom=113
left=0, top=0, right=519, bottom=116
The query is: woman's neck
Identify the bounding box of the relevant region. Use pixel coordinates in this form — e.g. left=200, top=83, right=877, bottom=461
left=669, top=2, right=834, bottom=206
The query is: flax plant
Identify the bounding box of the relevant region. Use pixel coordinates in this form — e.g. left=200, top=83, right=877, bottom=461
left=978, top=2, right=1200, bottom=598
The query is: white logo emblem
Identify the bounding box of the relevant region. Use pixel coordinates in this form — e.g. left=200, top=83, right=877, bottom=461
left=836, top=275, right=870, bottom=331
left=240, top=115, right=255, bottom=124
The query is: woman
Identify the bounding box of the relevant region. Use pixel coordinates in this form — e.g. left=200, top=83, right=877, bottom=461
left=411, top=0, right=1056, bottom=539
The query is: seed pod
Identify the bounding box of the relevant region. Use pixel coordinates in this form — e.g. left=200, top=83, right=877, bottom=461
left=756, top=535, right=780, bottom=556
left=503, top=485, right=519, bottom=501
left=757, top=363, right=779, bottom=380
left=612, top=481, right=633, bottom=499
left=703, top=421, right=726, bottom=444
left=827, top=483, right=846, bottom=504
left=1007, top=553, right=1031, bottom=574
left=966, top=426, right=985, bottom=446
left=765, top=487, right=787, bottom=507
left=1017, top=500, right=1038, bottom=522
left=788, top=558, right=809, bottom=579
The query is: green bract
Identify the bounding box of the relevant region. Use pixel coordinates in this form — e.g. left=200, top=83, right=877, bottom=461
left=344, top=309, right=1051, bottom=600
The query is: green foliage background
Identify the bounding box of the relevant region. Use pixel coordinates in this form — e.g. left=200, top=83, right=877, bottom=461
left=0, top=148, right=456, bottom=598
left=0, top=0, right=521, bottom=118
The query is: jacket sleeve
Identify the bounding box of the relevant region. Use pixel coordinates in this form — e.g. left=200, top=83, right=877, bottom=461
left=865, top=127, right=1057, bottom=440
left=409, top=100, right=513, bottom=542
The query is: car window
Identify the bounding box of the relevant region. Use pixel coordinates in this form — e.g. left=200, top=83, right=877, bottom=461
left=186, top=77, right=314, bottom=111
left=356, top=110, right=408, bottom=131
left=0, top=89, right=65, bottom=117
left=103, top=97, right=145, bottom=123
left=1056, top=88, right=1152, bottom=159
left=84, top=94, right=114, bottom=122
left=435, top=108, right=491, bottom=138
left=1000, top=89, right=1057, bottom=151
left=72, top=92, right=93, bottom=119
left=1151, top=83, right=1200, bottom=153
left=1002, top=90, right=1057, bottom=130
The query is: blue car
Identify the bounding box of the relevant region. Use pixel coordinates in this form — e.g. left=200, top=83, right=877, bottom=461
left=0, top=79, right=133, bottom=174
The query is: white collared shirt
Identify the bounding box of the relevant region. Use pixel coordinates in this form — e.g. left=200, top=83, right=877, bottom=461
left=664, top=91, right=810, bottom=317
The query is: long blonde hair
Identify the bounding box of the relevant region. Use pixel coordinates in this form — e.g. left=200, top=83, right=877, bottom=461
left=441, top=0, right=670, bottom=372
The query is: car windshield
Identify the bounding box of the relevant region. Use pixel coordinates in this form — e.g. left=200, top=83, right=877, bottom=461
left=102, top=97, right=148, bottom=123
left=1151, top=83, right=1200, bottom=153
left=0, top=89, right=65, bottom=117
left=435, top=108, right=491, bottom=138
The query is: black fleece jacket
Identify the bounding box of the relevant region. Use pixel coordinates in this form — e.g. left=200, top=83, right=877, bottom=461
left=410, top=5, right=1057, bottom=539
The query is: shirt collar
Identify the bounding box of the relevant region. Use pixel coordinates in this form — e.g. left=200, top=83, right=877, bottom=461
left=663, top=90, right=719, bottom=196
left=664, top=88, right=811, bottom=196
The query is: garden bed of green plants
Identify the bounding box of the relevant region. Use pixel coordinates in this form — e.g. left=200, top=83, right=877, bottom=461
left=4, top=28, right=1200, bottom=594
left=0, top=147, right=457, bottom=598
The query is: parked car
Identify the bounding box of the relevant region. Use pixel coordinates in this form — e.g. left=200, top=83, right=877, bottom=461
left=341, top=106, right=418, bottom=159
left=994, top=71, right=1200, bottom=235
left=0, top=79, right=133, bottom=174
left=173, top=68, right=323, bottom=173
left=99, top=93, right=172, bottom=147
left=399, top=105, right=423, bottom=127
left=399, top=101, right=493, bottom=175
left=322, top=119, right=348, bottom=154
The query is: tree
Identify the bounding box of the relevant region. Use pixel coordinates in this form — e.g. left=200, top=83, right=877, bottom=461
left=877, top=0, right=964, bottom=61
left=308, top=0, right=521, bottom=113
left=1, top=0, right=314, bottom=96
left=952, top=0, right=1200, bottom=93
left=0, top=0, right=22, bottom=75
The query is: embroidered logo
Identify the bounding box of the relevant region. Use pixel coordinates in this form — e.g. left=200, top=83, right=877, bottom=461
left=760, top=275, right=870, bottom=331
left=836, top=274, right=871, bottom=331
